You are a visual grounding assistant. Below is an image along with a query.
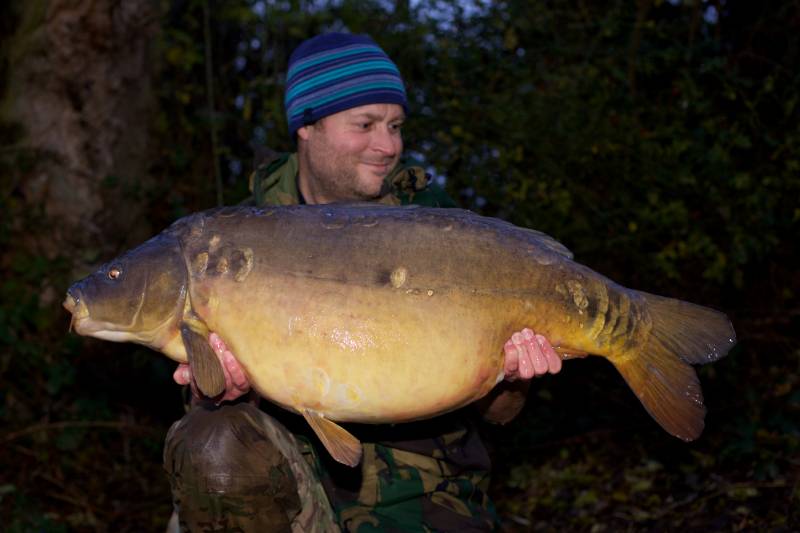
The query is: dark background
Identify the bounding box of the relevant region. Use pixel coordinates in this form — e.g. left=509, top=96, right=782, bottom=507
left=1, top=1, right=798, bottom=531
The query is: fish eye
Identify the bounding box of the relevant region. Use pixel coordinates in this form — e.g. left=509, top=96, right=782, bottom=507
left=108, top=267, right=122, bottom=280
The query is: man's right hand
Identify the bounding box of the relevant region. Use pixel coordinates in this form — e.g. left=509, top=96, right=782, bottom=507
left=173, top=333, right=252, bottom=402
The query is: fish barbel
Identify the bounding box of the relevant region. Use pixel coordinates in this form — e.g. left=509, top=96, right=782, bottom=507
left=63, top=205, right=735, bottom=465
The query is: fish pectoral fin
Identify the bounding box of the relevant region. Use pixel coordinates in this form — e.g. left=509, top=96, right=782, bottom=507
left=301, top=409, right=362, bottom=467
left=179, top=323, right=225, bottom=398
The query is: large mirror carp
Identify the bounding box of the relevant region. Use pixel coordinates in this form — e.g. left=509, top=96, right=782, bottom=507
left=63, top=205, right=735, bottom=466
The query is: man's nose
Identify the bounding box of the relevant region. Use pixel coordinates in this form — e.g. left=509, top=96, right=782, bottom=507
left=371, top=127, right=400, bottom=155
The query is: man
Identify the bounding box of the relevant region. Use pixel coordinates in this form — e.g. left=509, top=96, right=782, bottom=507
left=165, top=33, right=562, bottom=532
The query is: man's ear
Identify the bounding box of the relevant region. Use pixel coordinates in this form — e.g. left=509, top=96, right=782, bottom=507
left=296, top=125, right=311, bottom=141
left=298, top=117, right=324, bottom=141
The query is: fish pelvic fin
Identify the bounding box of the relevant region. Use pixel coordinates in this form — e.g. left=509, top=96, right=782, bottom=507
left=180, top=322, right=226, bottom=398
left=301, top=409, right=363, bottom=467
left=613, top=292, right=736, bottom=441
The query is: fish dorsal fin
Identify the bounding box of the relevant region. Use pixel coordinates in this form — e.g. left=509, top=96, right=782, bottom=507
left=301, top=409, right=362, bottom=467
left=516, top=226, right=574, bottom=259
left=179, top=321, right=225, bottom=398
left=463, top=209, right=574, bottom=259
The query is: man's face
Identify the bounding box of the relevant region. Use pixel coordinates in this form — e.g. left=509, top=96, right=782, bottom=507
left=297, top=103, right=404, bottom=202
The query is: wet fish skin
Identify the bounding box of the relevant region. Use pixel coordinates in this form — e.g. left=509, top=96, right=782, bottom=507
left=63, top=204, right=736, bottom=466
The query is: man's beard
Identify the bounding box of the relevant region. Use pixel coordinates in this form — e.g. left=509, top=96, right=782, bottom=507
left=308, top=154, right=388, bottom=202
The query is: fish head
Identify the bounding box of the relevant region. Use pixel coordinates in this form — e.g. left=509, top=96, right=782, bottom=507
left=63, top=233, right=188, bottom=349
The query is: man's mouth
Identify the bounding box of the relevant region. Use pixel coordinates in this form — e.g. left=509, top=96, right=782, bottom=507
left=362, top=161, right=393, bottom=174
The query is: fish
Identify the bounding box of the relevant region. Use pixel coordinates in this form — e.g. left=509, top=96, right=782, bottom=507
left=63, top=204, right=736, bottom=466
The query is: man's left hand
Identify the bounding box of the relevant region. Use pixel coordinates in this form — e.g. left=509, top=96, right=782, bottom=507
left=502, top=328, right=562, bottom=381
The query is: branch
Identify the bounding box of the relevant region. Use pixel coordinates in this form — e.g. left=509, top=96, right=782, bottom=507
left=687, top=0, right=702, bottom=57
left=2, top=420, right=164, bottom=443
left=627, top=0, right=652, bottom=99
left=203, top=0, right=223, bottom=206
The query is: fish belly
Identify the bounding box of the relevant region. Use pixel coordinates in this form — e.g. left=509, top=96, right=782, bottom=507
left=203, top=274, right=508, bottom=423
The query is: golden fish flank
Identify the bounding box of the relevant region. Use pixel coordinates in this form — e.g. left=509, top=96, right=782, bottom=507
left=299, top=367, right=364, bottom=411
left=63, top=204, right=736, bottom=467
left=390, top=266, right=408, bottom=288
left=330, top=327, right=377, bottom=352
left=311, top=367, right=330, bottom=398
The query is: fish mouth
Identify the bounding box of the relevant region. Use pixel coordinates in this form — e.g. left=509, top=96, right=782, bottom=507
left=63, top=289, right=89, bottom=333
left=62, top=290, right=79, bottom=313
left=62, top=287, right=175, bottom=344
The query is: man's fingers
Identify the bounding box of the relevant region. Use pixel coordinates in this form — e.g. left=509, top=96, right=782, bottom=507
left=209, top=332, right=226, bottom=356
left=537, top=334, right=563, bottom=374
left=222, top=349, right=250, bottom=391
left=210, top=332, right=252, bottom=400
left=512, top=331, right=536, bottom=379
left=503, top=339, right=519, bottom=381
left=173, top=363, right=191, bottom=385
left=521, top=329, right=547, bottom=376
left=501, top=329, right=564, bottom=382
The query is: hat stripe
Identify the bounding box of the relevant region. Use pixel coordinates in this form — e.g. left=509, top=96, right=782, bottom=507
left=292, top=92, right=407, bottom=128
left=288, top=44, right=384, bottom=77
left=288, top=74, right=403, bottom=110
left=286, top=60, right=401, bottom=101
left=288, top=81, right=407, bottom=120
left=288, top=51, right=392, bottom=86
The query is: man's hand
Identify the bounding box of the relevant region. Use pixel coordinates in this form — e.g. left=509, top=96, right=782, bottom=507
left=502, top=328, right=562, bottom=381
left=477, top=328, right=562, bottom=424
left=173, top=333, right=252, bottom=402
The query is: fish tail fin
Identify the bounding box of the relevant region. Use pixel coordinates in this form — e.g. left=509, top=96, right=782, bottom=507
left=612, top=291, right=736, bottom=441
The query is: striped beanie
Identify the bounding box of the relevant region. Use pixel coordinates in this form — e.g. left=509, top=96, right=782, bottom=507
left=285, top=33, right=408, bottom=137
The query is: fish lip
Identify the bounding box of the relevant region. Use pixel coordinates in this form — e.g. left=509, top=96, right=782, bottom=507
left=63, top=291, right=78, bottom=313
left=61, top=291, right=114, bottom=337
left=63, top=289, right=87, bottom=317
left=63, top=288, right=91, bottom=334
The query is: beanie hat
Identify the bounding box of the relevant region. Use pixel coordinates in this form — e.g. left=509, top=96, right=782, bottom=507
left=284, top=33, right=408, bottom=137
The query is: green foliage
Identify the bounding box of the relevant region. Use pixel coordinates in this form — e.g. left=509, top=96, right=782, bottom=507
left=399, top=0, right=800, bottom=305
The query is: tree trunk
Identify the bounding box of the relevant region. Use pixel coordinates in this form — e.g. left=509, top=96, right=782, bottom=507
left=2, top=0, right=159, bottom=277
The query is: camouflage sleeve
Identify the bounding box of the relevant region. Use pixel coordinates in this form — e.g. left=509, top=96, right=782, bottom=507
left=249, top=153, right=299, bottom=207
left=389, top=165, right=458, bottom=208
